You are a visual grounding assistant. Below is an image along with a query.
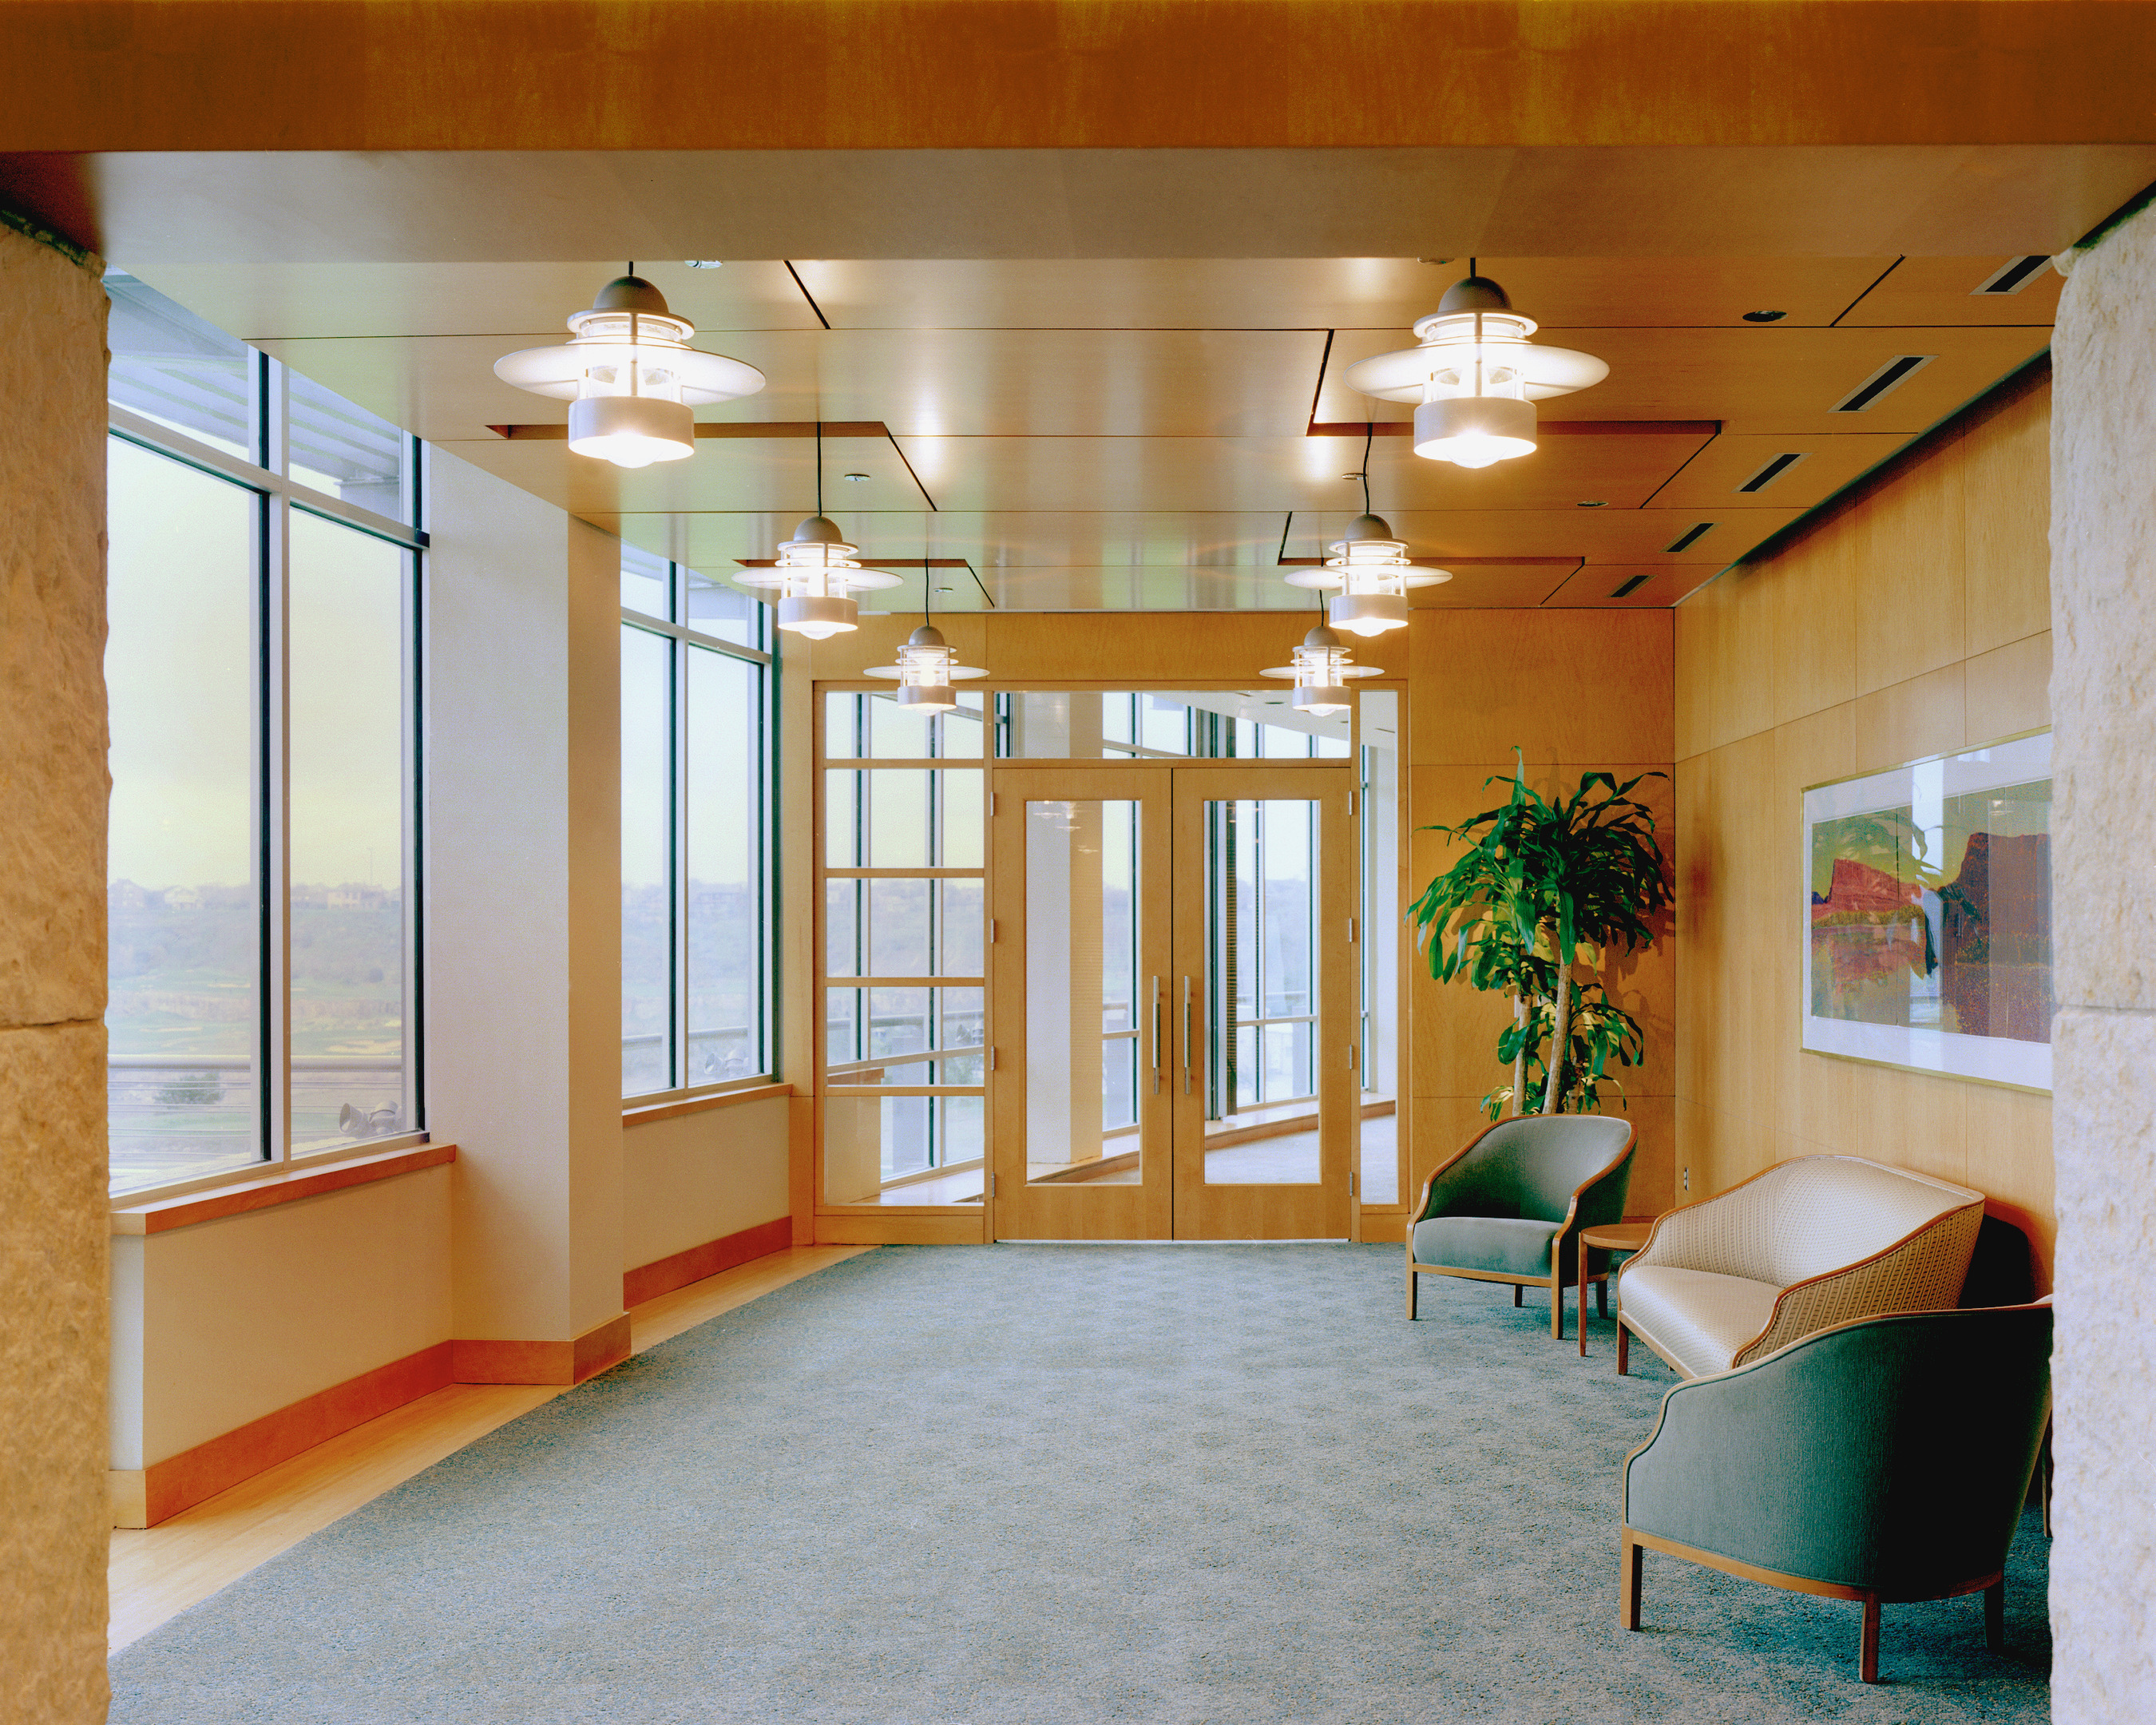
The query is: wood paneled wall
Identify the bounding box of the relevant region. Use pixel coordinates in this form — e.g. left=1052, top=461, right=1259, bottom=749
left=1674, top=367, right=2055, bottom=1279
left=1399, top=611, right=1677, bottom=1236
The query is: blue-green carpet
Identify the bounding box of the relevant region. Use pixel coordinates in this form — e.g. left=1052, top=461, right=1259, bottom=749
left=110, top=1244, right=2050, bottom=1722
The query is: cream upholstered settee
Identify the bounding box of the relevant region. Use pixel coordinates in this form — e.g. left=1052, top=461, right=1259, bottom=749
left=1615, top=1155, right=1986, bottom=1378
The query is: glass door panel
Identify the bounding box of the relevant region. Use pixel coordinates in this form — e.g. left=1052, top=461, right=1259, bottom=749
left=990, top=770, right=1171, bottom=1239
left=1172, top=767, right=1354, bottom=1240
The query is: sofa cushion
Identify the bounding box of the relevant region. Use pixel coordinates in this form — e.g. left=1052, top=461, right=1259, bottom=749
left=1619, top=1265, right=1781, bottom=1378
left=1413, top=1215, right=1561, bottom=1278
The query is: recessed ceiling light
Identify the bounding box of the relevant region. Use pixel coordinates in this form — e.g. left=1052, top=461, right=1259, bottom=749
left=843, top=472, right=870, bottom=481
left=1742, top=309, right=1787, bottom=323
left=935, top=585, right=954, bottom=593
left=1342, top=472, right=1363, bottom=481
left=684, top=260, right=724, bottom=269
left=1577, top=500, right=1607, bottom=508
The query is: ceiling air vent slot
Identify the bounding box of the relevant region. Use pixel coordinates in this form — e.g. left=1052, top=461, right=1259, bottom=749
left=1664, top=522, right=1717, bottom=554
left=1973, top=256, right=2054, bottom=295
left=1736, top=452, right=1807, bottom=494
left=1833, top=355, right=1936, bottom=413
left=1609, top=573, right=1651, bottom=599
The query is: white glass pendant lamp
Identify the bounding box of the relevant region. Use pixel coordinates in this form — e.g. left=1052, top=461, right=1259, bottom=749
left=493, top=272, right=765, bottom=469
left=735, top=515, right=903, bottom=639
left=1341, top=266, right=1606, bottom=470
left=864, top=625, right=988, bottom=710
left=1283, top=513, right=1451, bottom=637
left=863, top=555, right=988, bottom=708
left=1260, top=625, right=1383, bottom=716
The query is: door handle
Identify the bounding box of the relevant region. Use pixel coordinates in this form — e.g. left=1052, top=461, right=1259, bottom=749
left=1182, top=976, right=1193, bottom=1096
left=1149, top=976, right=1162, bottom=1095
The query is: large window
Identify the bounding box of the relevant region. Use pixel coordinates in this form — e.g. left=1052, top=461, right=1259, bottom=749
left=105, top=272, right=424, bottom=1196
left=620, top=548, right=777, bottom=1099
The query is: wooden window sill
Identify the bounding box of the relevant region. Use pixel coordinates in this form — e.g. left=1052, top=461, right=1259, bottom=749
left=110, top=1144, right=458, bottom=1235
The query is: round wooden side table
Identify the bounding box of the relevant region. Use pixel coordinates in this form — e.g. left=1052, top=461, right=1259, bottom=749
left=1579, top=1222, right=1656, bottom=1358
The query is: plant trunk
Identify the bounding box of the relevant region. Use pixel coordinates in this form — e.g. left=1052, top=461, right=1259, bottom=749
left=1540, top=966, right=1574, bottom=1115
left=1511, top=993, right=1529, bottom=1116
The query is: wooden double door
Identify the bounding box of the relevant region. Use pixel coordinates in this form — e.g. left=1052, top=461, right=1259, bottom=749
left=989, top=762, right=1357, bottom=1239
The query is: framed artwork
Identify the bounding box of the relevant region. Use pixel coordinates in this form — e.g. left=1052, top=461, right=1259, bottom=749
left=1801, top=731, right=2052, bottom=1091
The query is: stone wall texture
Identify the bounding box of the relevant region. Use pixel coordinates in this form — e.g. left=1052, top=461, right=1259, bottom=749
left=0, top=222, right=110, bottom=1723
left=2050, top=201, right=2156, bottom=1723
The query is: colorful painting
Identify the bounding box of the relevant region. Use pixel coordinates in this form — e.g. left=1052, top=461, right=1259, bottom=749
left=1801, top=732, right=2051, bottom=1089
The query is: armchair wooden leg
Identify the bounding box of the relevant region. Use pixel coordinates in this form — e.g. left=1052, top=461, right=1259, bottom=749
left=1512, top=1283, right=1522, bottom=1308
left=1616, top=1319, right=1630, bottom=1375
left=1860, top=1596, right=1881, bottom=1683
left=1551, top=1276, right=1564, bottom=1339
left=1985, top=1580, right=2004, bottom=1652
left=1406, top=1264, right=1418, bottom=1322
left=1620, top=1535, right=1643, bottom=1631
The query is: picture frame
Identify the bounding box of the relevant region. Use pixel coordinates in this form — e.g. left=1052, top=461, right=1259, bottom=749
left=1801, top=730, right=2052, bottom=1092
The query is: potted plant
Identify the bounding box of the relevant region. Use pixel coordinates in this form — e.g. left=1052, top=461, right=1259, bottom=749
left=1409, top=759, right=1671, bottom=1116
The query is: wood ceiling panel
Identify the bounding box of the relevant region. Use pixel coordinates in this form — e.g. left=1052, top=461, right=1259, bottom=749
left=1347, top=430, right=1711, bottom=514
left=789, top=256, right=1897, bottom=331
left=132, top=260, right=821, bottom=340
left=1644, top=432, right=1908, bottom=511
left=1314, top=324, right=2051, bottom=436
left=260, top=328, right=1326, bottom=441
left=1380, top=508, right=1805, bottom=565
left=1837, top=256, right=2067, bottom=327
left=432, top=436, right=922, bottom=519
left=1543, top=565, right=1728, bottom=609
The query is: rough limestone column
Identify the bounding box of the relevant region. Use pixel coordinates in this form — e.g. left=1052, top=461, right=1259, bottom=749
left=2050, top=200, right=2156, bottom=1722
left=0, top=219, right=111, bottom=1723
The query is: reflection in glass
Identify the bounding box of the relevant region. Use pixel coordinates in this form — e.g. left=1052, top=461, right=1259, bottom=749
left=682, top=568, right=759, bottom=644
left=824, top=987, right=984, bottom=1087
left=1360, top=691, right=1402, bottom=1204
left=1206, top=799, right=1322, bottom=1185
left=825, top=768, right=984, bottom=868
left=1024, top=799, right=1143, bottom=1186
left=105, top=439, right=263, bottom=1193
left=621, top=542, right=672, bottom=619
left=288, top=513, right=413, bottom=1153
left=105, top=272, right=254, bottom=459
left=998, top=691, right=1353, bottom=759
left=621, top=626, right=672, bottom=1095
left=826, top=689, right=985, bottom=759
left=287, top=371, right=406, bottom=514
left=687, top=647, right=762, bottom=1086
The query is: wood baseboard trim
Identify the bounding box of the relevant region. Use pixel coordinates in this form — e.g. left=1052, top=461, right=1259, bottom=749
left=119, top=1340, right=454, bottom=1528
left=623, top=1216, right=791, bottom=1307
left=451, top=1313, right=633, bottom=1387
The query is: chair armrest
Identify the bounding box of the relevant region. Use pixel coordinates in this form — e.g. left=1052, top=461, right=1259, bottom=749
left=1733, top=1201, right=1985, bottom=1366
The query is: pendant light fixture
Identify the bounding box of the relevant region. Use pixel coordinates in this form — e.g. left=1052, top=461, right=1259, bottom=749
left=493, top=267, right=765, bottom=469
left=735, top=424, right=902, bottom=637
left=864, top=531, right=987, bottom=709
left=1284, top=434, right=1451, bottom=636
left=1261, top=625, right=1382, bottom=716
left=1342, top=261, right=1606, bottom=470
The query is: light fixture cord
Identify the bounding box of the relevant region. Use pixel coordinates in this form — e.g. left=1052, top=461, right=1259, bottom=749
left=815, top=420, right=823, bottom=518
left=1361, top=425, right=1373, bottom=517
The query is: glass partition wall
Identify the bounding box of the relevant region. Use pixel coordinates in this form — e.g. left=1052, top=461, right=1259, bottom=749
left=815, top=685, right=1402, bottom=1231
left=105, top=272, right=425, bottom=1196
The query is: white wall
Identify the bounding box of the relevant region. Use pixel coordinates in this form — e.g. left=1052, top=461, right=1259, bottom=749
left=2048, top=203, right=2156, bottom=1722
left=425, top=448, right=622, bottom=1344
left=109, top=1168, right=452, bottom=1469
left=621, top=1097, right=791, bottom=1272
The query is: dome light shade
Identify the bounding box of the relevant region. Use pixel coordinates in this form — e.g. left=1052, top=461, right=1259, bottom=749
left=494, top=276, right=765, bottom=469
left=1341, top=272, right=1605, bottom=470
left=862, top=624, right=989, bottom=711
left=1260, top=624, right=1383, bottom=716
left=1282, top=512, right=1451, bottom=636
left=735, top=515, right=904, bottom=638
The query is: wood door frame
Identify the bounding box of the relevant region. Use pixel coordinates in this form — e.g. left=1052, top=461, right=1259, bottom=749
left=989, top=766, right=1175, bottom=1239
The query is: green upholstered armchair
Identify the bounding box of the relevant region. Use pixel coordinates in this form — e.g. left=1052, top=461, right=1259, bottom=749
left=1622, top=1302, right=2052, bottom=1683
left=1405, top=1115, right=1635, bottom=1338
